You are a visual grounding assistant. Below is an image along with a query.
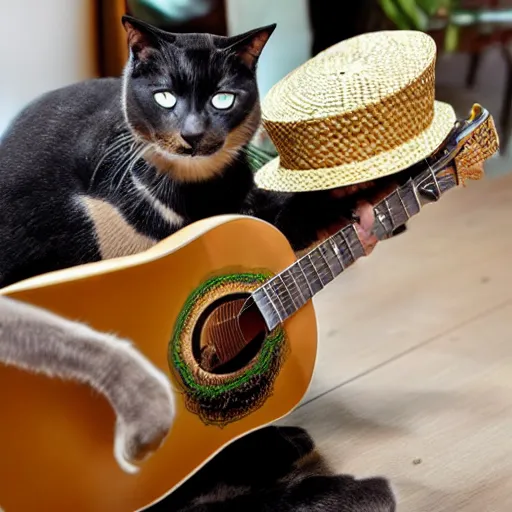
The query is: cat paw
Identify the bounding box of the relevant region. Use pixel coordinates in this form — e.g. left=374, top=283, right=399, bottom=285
left=112, top=348, right=175, bottom=474
left=304, top=199, right=379, bottom=257
left=352, top=200, right=380, bottom=255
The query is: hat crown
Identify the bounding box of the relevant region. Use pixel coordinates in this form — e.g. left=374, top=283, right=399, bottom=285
left=263, top=30, right=436, bottom=123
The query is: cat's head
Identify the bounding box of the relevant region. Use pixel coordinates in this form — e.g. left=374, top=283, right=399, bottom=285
left=121, top=15, right=275, bottom=182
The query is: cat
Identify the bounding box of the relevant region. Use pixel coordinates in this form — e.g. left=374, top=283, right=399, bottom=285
left=0, top=294, right=174, bottom=474
left=0, top=15, right=383, bottom=289
left=151, top=425, right=397, bottom=511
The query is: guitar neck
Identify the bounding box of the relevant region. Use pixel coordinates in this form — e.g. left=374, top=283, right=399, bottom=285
left=252, top=163, right=459, bottom=331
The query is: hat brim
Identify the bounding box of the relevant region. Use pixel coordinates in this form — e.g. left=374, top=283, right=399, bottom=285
left=254, top=101, right=456, bottom=192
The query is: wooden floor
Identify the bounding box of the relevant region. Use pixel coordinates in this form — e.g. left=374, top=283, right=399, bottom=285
left=280, top=171, right=512, bottom=511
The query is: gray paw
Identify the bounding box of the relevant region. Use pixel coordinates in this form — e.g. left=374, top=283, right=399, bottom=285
left=111, top=345, right=175, bottom=474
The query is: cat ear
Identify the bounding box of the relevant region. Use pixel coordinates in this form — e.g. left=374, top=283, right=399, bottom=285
left=224, top=24, right=276, bottom=70
left=122, top=15, right=175, bottom=61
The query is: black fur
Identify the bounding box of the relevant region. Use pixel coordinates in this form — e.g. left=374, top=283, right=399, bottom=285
left=150, top=426, right=396, bottom=511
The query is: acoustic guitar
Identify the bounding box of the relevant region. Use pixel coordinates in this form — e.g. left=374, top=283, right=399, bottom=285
left=0, top=104, right=499, bottom=511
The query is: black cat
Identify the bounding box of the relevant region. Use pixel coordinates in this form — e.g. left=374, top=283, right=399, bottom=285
left=0, top=15, right=367, bottom=288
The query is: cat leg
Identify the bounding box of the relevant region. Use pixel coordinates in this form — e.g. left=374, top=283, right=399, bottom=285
left=159, top=425, right=396, bottom=512
left=0, top=295, right=175, bottom=473
left=244, top=178, right=407, bottom=256
left=176, top=474, right=396, bottom=512
left=153, top=426, right=316, bottom=511
left=242, top=187, right=374, bottom=254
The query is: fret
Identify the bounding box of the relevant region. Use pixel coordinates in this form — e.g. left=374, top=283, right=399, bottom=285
left=329, top=237, right=345, bottom=272
left=413, top=164, right=458, bottom=205
left=396, top=186, right=408, bottom=214
left=373, top=202, right=394, bottom=237
left=415, top=168, right=442, bottom=202
left=262, top=286, right=285, bottom=322
left=299, top=255, right=324, bottom=295
left=267, top=275, right=296, bottom=317
left=411, top=179, right=422, bottom=209
left=319, top=239, right=343, bottom=276
left=436, top=167, right=458, bottom=194
left=310, top=247, right=334, bottom=286
left=386, top=190, right=409, bottom=228
left=343, top=230, right=356, bottom=260
left=252, top=287, right=281, bottom=330
left=384, top=198, right=395, bottom=230
left=288, top=262, right=313, bottom=302
left=395, top=187, right=412, bottom=223
left=281, top=268, right=306, bottom=309
left=372, top=184, right=417, bottom=240
left=331, top=231, right=356, bottom=268
left=341, top=224, right=366, bottom=261
left=265, top=280, right=283, bottom=314
left=266, top=280, right=285, bottom=317
left=307, top=253, right=326, bottom=291
left=399, top=180, right=421, bottom=217
left=430, top=164, right=442, bottom=197
left=372, top=205, right=388, bottom=240
left=372, top=210, right=387, bottom=240
left=317, top=244, right=335, bottom=277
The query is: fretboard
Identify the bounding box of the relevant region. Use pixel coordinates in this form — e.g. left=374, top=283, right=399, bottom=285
left=252, top=163, right=458, bottom=331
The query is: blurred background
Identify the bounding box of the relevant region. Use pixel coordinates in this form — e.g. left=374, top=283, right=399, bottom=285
left=2, top=0, right=512, bottom=178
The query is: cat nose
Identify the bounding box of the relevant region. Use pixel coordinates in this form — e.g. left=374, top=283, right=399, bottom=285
left=181, top=130, right=204, bottom=150
left=181, top=115, right=206, bottom=150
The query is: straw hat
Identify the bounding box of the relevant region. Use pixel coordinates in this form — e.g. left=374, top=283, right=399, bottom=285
left=254, top=30, right=456, bottom=192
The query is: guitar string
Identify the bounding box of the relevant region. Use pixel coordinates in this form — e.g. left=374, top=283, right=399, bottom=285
left=250, top=120, right=471, bottom=324
left=257, top=201, right=403, bottom=316
left=249, top=229, right=366, bottom=315
left=258, top=235, right=369, bottom=315
left=259, top=222, right=392, bottom=316
left=255, top=154, right=454, bottom=320
left=260, top=182, right=415, bottom=309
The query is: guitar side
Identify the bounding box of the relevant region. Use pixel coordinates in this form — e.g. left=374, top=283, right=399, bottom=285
left=0, top=215, right=318, bottom=512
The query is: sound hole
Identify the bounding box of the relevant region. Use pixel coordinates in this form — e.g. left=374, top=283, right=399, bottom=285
left=192, top=293, right=268, bottom=375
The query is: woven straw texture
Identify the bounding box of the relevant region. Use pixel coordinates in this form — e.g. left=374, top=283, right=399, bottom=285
left=255, top=30, right=457, bottom=192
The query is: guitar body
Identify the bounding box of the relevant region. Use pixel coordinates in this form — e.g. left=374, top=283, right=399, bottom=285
left=0, top=215, right=317, bottom=512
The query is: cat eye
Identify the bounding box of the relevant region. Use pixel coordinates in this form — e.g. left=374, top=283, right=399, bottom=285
left=154, top=91, right=177, bottom=109
left=211, top=93, right=235, bottom=110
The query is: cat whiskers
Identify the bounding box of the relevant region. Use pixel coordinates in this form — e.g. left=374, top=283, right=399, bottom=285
left=88, top=133, right=134, bottom=191
left=105, top=140, right=139, bottom=194
left=106, top=138, right=150, bottom=194
left=102, top=118, right=157, bottom=196
left=112, top=143, right=151, bottom=196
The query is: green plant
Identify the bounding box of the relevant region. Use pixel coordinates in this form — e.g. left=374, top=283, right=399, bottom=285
left=378, top=0, right=461, bottom=51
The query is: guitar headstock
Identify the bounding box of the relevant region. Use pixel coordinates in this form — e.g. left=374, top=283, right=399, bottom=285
left=451, top=104, right=500, bottom=185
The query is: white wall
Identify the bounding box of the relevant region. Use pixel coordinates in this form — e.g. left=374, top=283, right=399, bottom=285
left=0, top=0, right=97, bottom=136
left=1, top=1, right=312, bottom=135
left=225, top=0, right=312, bottom=100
